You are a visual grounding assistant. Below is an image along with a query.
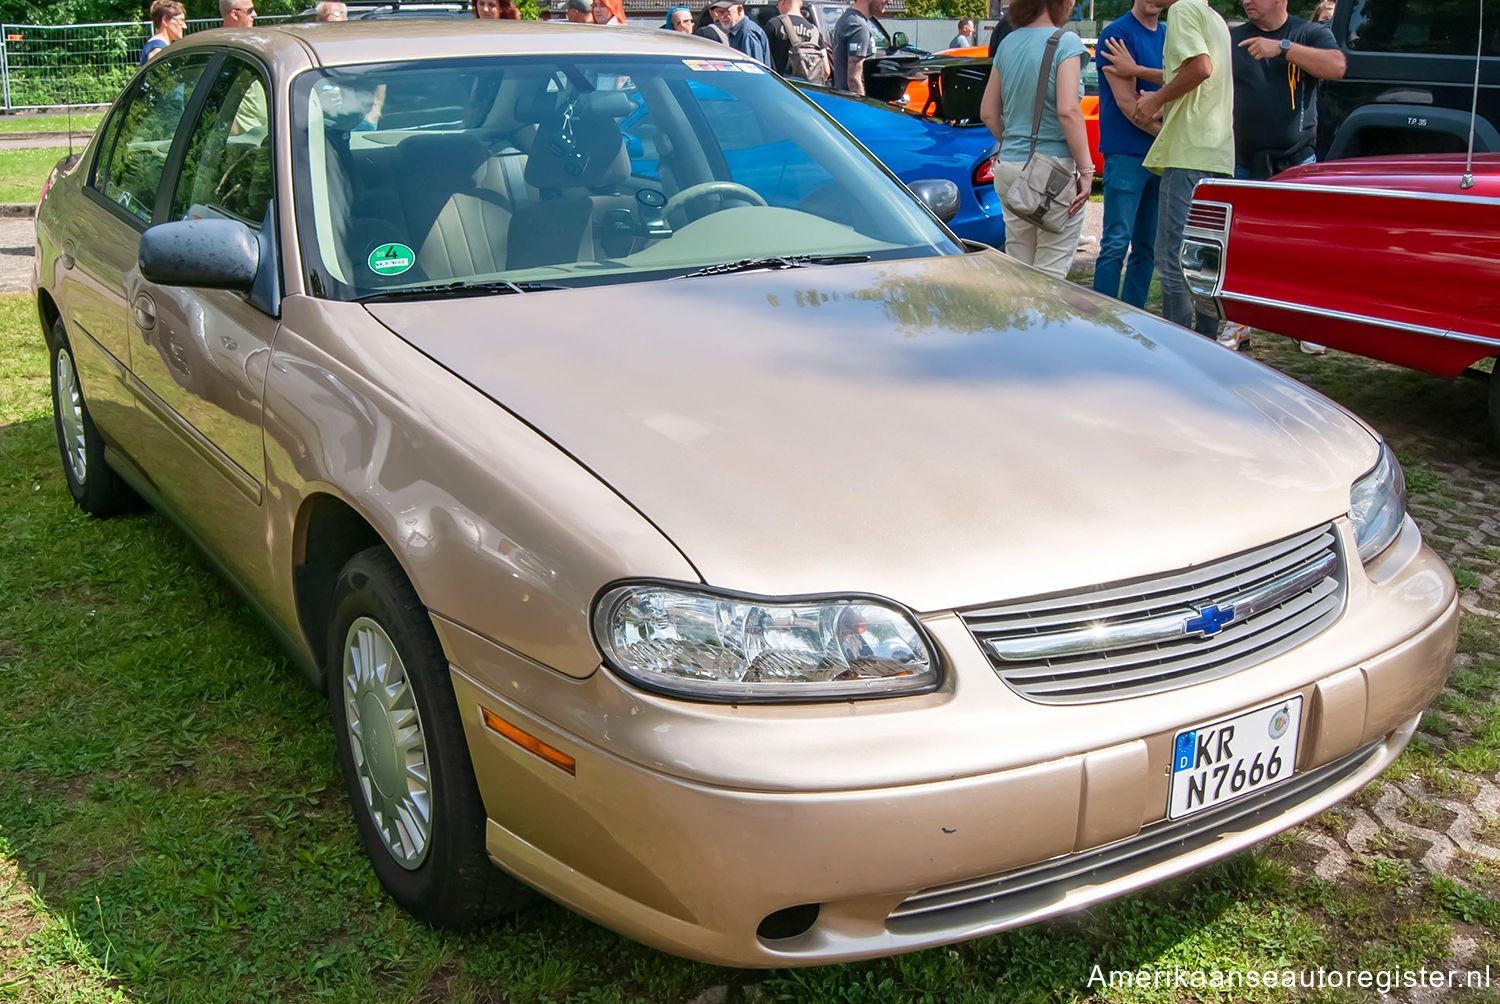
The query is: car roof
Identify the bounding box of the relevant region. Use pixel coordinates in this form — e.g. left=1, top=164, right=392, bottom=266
left=186, top=19, right=752, bottom=66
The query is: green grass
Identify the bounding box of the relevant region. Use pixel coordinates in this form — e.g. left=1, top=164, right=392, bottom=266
left=3, top=290, right=1500, bottom=1001
left=0, top=147, right=69, bottom=203
left=0, top=113, right=102, bottom=135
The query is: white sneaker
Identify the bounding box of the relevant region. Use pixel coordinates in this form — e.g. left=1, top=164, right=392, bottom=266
left=1217, top=323, right=1252, bottom=351
left=1299, top=341, right=1327, bottom=355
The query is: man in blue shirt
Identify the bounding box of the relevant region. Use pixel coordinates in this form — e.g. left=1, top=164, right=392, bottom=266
left=709, top=0, right=772, bottom=65
left=1093, top=0, right=1166, bottom=308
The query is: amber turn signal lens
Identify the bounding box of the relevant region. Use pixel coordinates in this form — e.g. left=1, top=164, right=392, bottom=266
left=481, top=706, right=576, bottom=775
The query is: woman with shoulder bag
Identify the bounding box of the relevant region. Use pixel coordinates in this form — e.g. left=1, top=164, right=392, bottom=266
left=979, top=0, right=1093, bottom=278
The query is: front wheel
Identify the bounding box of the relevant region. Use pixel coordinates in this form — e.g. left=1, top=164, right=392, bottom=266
left=49, top=319, right=139, bottom=517
left=326, top=546, right=533, bottom=927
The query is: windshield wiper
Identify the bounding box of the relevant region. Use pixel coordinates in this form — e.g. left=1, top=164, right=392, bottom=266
left=674, top=254, right=871, bottom=279
left=356, top=279, right=564, bottom=303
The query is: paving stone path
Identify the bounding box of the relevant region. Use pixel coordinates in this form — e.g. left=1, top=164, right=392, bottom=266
left=1234, top=346, right=1500, bottom=1004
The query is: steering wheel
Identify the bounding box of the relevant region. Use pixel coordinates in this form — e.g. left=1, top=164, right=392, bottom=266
left=663, top=181, right=768, bottom=221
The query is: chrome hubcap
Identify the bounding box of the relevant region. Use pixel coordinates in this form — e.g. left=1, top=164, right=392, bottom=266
left=342, top=616, right=432, bottom=869
left=55, top=349, right=87, bottom=485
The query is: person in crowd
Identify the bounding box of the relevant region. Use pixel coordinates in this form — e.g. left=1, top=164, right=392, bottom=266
left=585, top=0, right=627, bottom=24
left=1092, top=0, right=1165, bottom=307
left=950, top=17, right=976, bottom=47
left=986, top=12, right=1015, bottom=59
left=475, top=0, right=521, bottom=18
left=1311, top=0, right=1334, bottom=23
left=767, top=0, right=831, bottom=81
left=315, top=1, right=347, bottom=20
left=695, top=7, right=730, bottom=42
left=979, top=0, right=1093, bottom=278
left=1224, top=0, right=1344, bottom=352
left=1107, top=0, right=1232, bottom=339
left=220, top=0, right=255, bottom=28
left=221, top=0, right=266, bottom=134
left=140, top=0, right=185, bottom=63
left=565, top=0, right=592, bottom=22
left=703, top=1, right=771, bottom=62
left=1232, top=0, right=1344, bottom=179
left=663, top=5, right=694, bottom=31
left=830, top=0, right=885, bottom=94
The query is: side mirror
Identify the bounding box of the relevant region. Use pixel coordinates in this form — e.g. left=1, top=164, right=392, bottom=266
left=891, top=30, right=908, bottom=50
left=908, top=178, right=961, bottom=223
left=139, top=218, right=259, bottom=292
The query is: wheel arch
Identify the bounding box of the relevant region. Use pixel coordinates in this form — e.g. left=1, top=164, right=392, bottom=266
left=37, top=289, right=62, bottom=352
left=1327, top=105, right=1500, bottom=160
left=291, top=491, right=404, bottom=687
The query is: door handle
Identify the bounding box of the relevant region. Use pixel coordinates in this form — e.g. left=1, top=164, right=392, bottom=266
left=133, top=292, right=157, bottom=331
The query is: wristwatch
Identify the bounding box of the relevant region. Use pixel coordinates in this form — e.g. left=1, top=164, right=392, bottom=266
left=1279, top=38, right=1292, bottom=56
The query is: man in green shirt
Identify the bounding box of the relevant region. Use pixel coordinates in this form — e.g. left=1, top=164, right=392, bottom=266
left=1106, top=0, right=1232, bottom=337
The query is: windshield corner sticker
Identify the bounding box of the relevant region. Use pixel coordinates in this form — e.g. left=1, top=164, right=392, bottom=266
left=368, top=242, right=415, bottom=277
left=683, top=58, right=745, bottom=72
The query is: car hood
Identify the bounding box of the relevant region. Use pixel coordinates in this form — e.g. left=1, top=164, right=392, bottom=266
left=366, top=250, right=1378, bottom=612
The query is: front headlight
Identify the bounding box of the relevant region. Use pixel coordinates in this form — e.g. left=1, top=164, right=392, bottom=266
left=1349, top=441, right=1406, bottom=563
left=592, top=583, right=937, bottom=702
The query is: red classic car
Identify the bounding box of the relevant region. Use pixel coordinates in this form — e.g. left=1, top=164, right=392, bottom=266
left=1182, top=154, right=1500, bottom=440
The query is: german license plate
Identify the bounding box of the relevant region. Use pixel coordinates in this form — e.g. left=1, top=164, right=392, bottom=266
left=1168, top=696, right=1302, bottom=820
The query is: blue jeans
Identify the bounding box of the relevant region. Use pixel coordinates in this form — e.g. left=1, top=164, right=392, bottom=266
left=1092, top=154, right=1160, bottom=308
left=1155, top=167, right=1221, bottom=336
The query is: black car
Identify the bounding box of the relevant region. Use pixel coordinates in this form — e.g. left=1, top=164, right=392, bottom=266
left=1321, top=0, right=1499, bottom=159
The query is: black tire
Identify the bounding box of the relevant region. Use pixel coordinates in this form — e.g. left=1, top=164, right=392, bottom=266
left=1489, top=363, right=1500, bottom=451
left=48, top=319, right=140, bottom=517
left=325, top=545, right=532, bottom=928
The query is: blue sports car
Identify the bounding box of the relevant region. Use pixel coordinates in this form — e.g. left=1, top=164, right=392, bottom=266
left=798, top=82, right=1003, bottom=248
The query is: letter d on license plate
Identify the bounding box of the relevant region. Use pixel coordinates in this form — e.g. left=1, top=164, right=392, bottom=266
left=1168, top=696, right=1302, bottom=820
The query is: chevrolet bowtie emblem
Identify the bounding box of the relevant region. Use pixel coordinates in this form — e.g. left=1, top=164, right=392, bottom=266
left=1185, top=603, right=1236, bottom=637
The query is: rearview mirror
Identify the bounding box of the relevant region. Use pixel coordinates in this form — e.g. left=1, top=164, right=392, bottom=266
left=139, top=219, right=260, bottom=292
left=908, top=178, right=961, bottom=223
left=891, top=30, right=908, bottom=50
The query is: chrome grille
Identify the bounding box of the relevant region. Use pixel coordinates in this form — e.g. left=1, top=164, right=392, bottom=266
left=888, top=739, right=1378, bottom=930
left=962, top=524, right=1345, bottom=704
left=1186, top=200, right=1230, bottom=232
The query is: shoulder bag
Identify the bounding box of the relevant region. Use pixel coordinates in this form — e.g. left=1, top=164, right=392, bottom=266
left=1000, top=28, right=1078, bottom=235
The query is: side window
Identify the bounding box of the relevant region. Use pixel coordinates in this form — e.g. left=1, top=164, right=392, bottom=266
left=95, top=54, right=211, bottom=224
left=88, top=100, right=127, bottom=189
left=1346, top=0, right=1498, bottom=56
left=170, top=57, right=274, bottom=228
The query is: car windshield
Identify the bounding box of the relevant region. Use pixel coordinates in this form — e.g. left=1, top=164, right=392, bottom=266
left=290, top=54, right=961, bottom=299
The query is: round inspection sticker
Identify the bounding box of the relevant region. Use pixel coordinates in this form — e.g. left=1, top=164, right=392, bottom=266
left=368, top=242, right=415, bottom=277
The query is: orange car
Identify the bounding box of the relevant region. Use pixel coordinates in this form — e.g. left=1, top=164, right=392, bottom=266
left=899, top=45, right=1103, bottom=178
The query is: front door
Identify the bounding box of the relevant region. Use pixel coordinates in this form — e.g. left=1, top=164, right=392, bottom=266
left=125, top=54, right=281, bottom=589
left=63, top=53, right=212, bottom=441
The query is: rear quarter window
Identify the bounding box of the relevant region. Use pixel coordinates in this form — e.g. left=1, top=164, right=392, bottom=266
left=1345, top=0, right=1499, bottom=56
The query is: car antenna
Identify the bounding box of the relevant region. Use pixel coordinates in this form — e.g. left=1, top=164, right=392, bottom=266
left=1461, top=0, right=1483, bottom=189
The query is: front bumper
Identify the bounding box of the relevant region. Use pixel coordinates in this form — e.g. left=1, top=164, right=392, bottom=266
left=440, top=520, right=1456, bottom=967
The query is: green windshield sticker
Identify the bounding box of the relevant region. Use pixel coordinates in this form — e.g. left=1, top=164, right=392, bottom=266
left=368, top=242, right=415, bottom=277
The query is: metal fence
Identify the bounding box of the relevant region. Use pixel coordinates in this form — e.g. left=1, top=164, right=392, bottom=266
left=0, top=17, right=291, bottom=112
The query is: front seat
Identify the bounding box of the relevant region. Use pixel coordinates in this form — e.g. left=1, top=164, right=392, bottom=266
left=506, top=92, right=633, bottom=271
left=393, top=133, right=515, bottom=280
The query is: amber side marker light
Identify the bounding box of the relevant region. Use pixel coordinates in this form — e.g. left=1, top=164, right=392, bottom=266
left=481, top=706, right=577, bottom=775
